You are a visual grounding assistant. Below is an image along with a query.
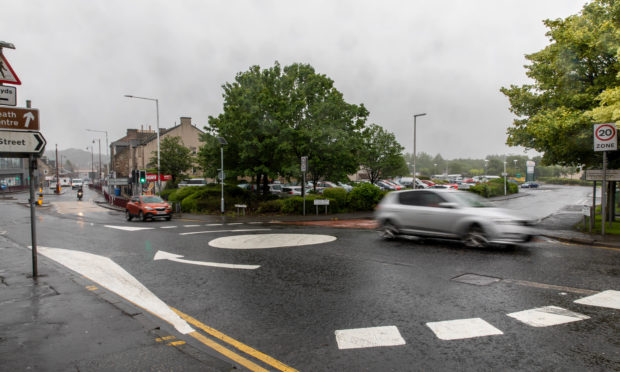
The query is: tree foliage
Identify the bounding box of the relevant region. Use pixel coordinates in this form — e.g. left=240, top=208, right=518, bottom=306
left=359, top=124, right=407, bottom=183
left=501, top=0, right=620, bottom=167
left=200, top=62, right=368, bottom=193
left=151, top=136, right=193, bottom=184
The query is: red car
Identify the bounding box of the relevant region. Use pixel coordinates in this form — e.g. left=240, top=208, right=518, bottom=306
left=126, top=195, right=173, bottom=221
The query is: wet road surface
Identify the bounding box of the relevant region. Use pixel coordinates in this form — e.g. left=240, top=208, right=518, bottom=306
left=1, top=187, right=618, bottom=371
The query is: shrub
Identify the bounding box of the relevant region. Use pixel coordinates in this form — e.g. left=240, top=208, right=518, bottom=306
left=348, top=183, right=385, bottom=211
left=168, top=186, right=201, bottom=203
left=468, top=178, right=518, bottom=198
left=537, top=177, right=592, bottom=186
left=181, top=195, right=199, bottom=212
left=160, top=188, right=176, bottom=201
left=322, top=188, right=348, bottom=212
left=257, top=199, right=283, bottom=213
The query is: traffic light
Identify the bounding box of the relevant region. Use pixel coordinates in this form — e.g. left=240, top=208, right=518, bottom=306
left=139, top=170, right=146, bottom=184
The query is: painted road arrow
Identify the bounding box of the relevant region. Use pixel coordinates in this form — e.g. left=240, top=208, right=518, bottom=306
left=0, top=130, right=46, bottom=155
left=153, top=250, right=260, bottom=270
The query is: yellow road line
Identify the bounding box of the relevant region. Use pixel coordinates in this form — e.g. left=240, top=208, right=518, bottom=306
left=553, top=240, right=620, bottom=252
left=172, top=307, right=298, bottom=372
left=156, top=336, right=176, bottom=342
left=167, top=340, right=186, bottom=346
left=188, top=331, right=269, bottom=372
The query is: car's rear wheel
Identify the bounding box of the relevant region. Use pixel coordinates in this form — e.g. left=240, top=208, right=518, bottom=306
left=139, top=211, right=147, bottom=222
left=125, top=210, right=132, bottom=221
left=379, top=221, right=399, bottom=240
left=463, top=225, right=488, bottom=248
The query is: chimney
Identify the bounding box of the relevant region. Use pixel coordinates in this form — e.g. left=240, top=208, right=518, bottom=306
left=180, top=117, right=191, bottom=126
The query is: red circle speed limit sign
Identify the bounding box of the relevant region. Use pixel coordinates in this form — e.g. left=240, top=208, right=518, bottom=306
left=594, top=123, right=618, bottom=151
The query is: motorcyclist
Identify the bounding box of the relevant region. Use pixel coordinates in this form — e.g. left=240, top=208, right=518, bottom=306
left=77, top=185, right=83, bottom=200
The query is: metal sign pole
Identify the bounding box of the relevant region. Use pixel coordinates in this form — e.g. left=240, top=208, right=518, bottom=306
left=28, top=155, right=38, bottom=277
left=602, top=151, right=607, bottom=236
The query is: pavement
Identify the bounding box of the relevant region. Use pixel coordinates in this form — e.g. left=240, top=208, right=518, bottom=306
left=2, top=190, right=620, bottom=371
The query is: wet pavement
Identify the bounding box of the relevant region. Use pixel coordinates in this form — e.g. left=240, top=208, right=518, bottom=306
left=1, top=186, right=618, bottom=371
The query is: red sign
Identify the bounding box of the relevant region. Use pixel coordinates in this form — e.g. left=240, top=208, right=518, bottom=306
left=0, top=53, right=21, bottom=85
left=146, top=173, right=172, bottom=181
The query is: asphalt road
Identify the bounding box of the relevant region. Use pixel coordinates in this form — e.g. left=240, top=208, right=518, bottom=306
left=1, top=187, right=618, bottom=371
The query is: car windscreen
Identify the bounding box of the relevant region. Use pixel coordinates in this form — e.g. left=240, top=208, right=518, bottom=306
left=142, top=196, right=164, bottom=203
left=447, top=191, right=490, bottom=208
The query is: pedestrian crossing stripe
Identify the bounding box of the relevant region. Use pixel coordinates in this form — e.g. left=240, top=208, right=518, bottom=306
left=507, top=306, right=589, bottom=327
left=574, top=290, right=620, bottom=310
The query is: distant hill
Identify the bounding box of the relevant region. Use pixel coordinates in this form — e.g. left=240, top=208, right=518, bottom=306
left=44, top=148, right=109, bottom=171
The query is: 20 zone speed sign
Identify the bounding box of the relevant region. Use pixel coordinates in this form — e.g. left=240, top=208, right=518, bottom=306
left=594, top=123, right=617, bottom=152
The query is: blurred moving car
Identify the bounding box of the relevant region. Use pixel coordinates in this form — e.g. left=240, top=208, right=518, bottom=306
left=520, top=182, right=539, bottom=189
left=374, top=189, right=536, bottom=248
left=126, top=195, right=173, bottom=221
left=178, top=179, right=207, bottom=187
left=71, top=179, right=83, bottom=190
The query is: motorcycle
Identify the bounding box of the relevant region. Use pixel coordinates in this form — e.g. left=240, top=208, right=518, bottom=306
left=77, top=188, right=83, bottom=201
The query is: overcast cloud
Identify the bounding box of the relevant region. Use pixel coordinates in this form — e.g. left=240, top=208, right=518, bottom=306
left=2, top=0, right=586, bottom=159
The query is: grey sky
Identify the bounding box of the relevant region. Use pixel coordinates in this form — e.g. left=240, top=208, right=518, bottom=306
left=2, top=0, right=585, bottom=159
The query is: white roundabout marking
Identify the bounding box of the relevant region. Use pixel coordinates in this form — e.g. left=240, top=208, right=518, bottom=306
left=208, top=233, right=337, bottom=249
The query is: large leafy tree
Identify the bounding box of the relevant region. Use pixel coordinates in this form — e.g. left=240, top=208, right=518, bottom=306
left=201, top=62, right=368, bottom=194
left=150, top=136, right=193, bottom=184
left=359, top=124, right=407, bottom=183
left=501, top=0, right=620, bottom=167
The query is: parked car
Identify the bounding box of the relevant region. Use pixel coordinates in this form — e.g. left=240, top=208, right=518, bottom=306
left=281, top=185, right=310, bottom=196
left=268, top=183, right=283, bottom=194
left=337, top=182, right=353, bottom=192
left=126, top=195, right=173, bottom=221
left=376, top=181, right=398, bottom=191
left=430, top=184, right=458, bottom=190
left=374, top=189, right=536, bottom=248
left=521, top=182, right=539, bottom=189
left=178, top=179, right=207, bottom=187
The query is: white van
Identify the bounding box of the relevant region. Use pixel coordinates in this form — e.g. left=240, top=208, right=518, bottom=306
left=71, top=179, right=83, bottom=189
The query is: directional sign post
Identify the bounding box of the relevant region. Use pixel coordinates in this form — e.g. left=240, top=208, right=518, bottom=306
left=0, top=86, right=16, bottom=106
left=0, top=106, right=39, bottom=130
left=0, top=130, right=46, bottom=156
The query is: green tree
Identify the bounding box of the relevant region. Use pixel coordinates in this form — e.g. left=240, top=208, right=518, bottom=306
left=151, top=136, right=193, bottom=185
left=202, top=62, right=368, bottom=194
left=501, top=0, right=620, bottom=167
left=359, top=124, right=407, bottom=183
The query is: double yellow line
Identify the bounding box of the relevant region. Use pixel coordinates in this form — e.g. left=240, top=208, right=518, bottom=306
left=171, top=307, right=298, bottom=372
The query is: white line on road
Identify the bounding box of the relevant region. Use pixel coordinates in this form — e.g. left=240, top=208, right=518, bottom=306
left=507, top=306, right=590, bottom=327
left=153, top=250, right=260, bottom=270
left=574, top=290, right=620, bottom=309
left=104, top=225, right=155, bottom=231
left=160, top=226, right=178, bottom=229
left=205, top=223, right=223, bottom=226
left=183, top=225, right=201, bottom=228
left=426, top=318, right=503, bottom=340
left=36, top=246, right=194, bottom=335
left=179, top=228, right=271, bottom=236
left=335, top=326, right=406, bottom=350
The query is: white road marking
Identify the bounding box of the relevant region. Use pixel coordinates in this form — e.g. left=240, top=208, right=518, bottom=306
left=426, top=318, right=503, bottom=340
left=227, top=223, right=243, bottom=225
left=574, top=290, right=620, bottom=310
left=36, top=246, right=194, bottom=335
left=208, top=234, right=337, bottom=249
left=160, top=226, right=178, bottom=229
left=183, top=225, right=200, bottom=228
left=507, top=306, right=590, bottom=327
left=153, top=250, right=260, bottom=270
left=335, top=326, right=405, bottom=350
left=180, top=228, right=271, bottom=236
left=205, top=223, right=223, bottom=226
left=104, top=225, right=155, bottom=231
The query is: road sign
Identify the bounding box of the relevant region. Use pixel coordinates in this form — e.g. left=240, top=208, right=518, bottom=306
left=0, top=53, right=21, bottom=85
left=594, top=123, right=617, bottom=151
left=585, top=169, right=620, bottom=181
left=108, top=178, right=129, bottom=186
left=0, top=106, right=39, bottom=130
left=0, top=130, right=46, bottom=156
left=314, top=199, right=330, bottom=205
left=0, top=86, right=16, bottom=106
left=301, top=156, right=308, bottom=172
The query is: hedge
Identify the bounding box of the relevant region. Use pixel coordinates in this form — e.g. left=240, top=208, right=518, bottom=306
left=468, top=178, right=518, bottom=198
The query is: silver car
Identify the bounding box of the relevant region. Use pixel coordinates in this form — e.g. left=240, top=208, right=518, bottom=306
left=374, top=189, right=536, bottom=247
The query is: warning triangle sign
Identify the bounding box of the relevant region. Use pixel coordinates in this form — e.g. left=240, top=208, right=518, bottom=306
left=0, top=53, right=21, bottom=85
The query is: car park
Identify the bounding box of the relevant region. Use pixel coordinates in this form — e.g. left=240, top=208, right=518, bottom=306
left=126, top=195, right=173, bottom=221
left=374, top=189, right=536, bottom=247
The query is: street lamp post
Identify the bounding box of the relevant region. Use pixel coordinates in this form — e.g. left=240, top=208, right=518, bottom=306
left=413, top=113, right=427, bottom=189
left=484, top=159, right=488, bottom=179
left=513, top=159, right=518, bottom=177
left=218, top=137, right=228, bottom=214
left=86, top=129, right=109, bottom=178
left=124, top=94, right=161, bottom=196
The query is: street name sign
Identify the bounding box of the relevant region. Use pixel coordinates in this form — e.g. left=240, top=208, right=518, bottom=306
left=109, top=178, right=129, bottom=186
left=0, top=106, right=39, bottom=130
left=0, top=86, right=16, bottom=106
left=585, top=169, right=620, bottom=181
left=593, top=123, right=617, bottom=151
left=0, top=52, right=21, bottom=85
left=0, top=130, right=46, bottom=156
left=314, top=199, right=330, bottom=205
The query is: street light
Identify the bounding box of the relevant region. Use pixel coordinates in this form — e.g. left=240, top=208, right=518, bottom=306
left=484, top=159, right=488, bottom=178
left=217, top=137, right=228, bottom=214
left=124, top=94, right=160, bottom=196
left=86, top=129, right=109, bottom=178
left=413, top=113, right=427, bottom=189
left=513, top=159, right=518, bottom=176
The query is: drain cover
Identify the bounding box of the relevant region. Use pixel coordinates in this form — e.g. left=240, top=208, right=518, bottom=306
left=452, top=273, right=501, bottom=286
